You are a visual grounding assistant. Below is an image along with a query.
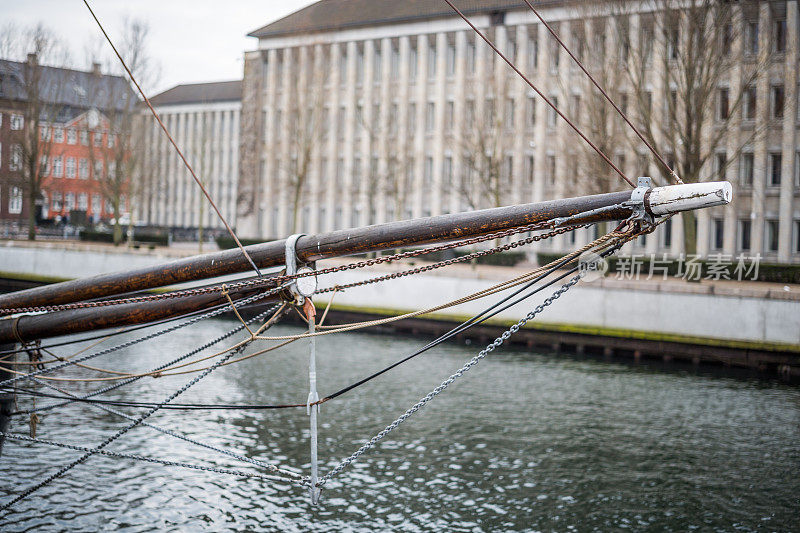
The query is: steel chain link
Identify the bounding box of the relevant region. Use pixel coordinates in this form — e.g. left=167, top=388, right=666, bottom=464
left=0, top=222, right=566, bottom=316
left=318, top=273, right=583, bottom=486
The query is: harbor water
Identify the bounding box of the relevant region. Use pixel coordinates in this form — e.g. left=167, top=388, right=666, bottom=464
left=1, top=318, right=798, bottom=531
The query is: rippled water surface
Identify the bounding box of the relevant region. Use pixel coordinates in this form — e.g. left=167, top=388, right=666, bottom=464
left=1, top=318, right=798, bottom=531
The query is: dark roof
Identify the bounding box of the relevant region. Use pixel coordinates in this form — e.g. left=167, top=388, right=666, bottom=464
left=249, top=0, right=565, bottom=38
left=0, top=58, right=136, bottom=123
left=148, top=81, right=242, bottom=106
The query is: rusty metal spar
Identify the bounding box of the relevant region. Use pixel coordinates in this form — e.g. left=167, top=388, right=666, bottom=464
left=0, top=182, right=732, bottom=343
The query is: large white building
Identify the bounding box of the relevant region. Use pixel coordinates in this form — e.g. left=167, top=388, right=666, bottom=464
left=238, top=0, right=800, bottom=263
left=136, top=81, right=241, bottom=231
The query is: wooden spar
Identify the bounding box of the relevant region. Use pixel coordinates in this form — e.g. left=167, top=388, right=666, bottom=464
left=0, top=181, right=733, bottom=344
left=0, top=190, right=634, bottom=313
left=0, top=285, right=281, bottom=344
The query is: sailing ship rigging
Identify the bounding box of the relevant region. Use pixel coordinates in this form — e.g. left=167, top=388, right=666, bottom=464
left=0, top=0, right=734, bottom=512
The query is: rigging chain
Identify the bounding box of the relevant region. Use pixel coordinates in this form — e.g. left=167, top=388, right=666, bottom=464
left=3, top=226, right=596, bottom=383
left=0, top=221, right=558, bottom=316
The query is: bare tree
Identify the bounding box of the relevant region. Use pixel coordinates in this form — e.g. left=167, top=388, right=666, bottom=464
left=602, top=0, right=770, bottom=253
left=87, top=18, right=151, bottom=245
left=282, top=48, right=326, bottom=233
left=457, top=74, right=515, bottom=211
left=8, top=25, right=72, bottom=240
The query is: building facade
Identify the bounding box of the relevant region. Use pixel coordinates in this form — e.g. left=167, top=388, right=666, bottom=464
left=0, top=57, right=134, bottom=227
left=239, top=0, right=800, bottom=263
left=135, top=81, right=241, bottom=231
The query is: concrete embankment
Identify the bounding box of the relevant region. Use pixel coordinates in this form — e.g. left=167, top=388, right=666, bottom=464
left=2, top=239, right=799, bottom=378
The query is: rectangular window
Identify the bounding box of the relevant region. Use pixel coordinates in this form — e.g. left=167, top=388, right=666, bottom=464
left=745, top=21, right=759, bottom=56
left=743, top=85, right=757, bottom=120
left=795, top=220, right=800, bottom=253
left=409, top=45, right=418, bottom=80
left=389, top=103, right=398, bottom=134
left=92, top=194, right=101, bottom=214
left=79, top=158, right=89, bottom=179
left=773, top=18, right=787, bottom=53
left=546, top=154, right=556, bottom=185
left=739, top=219, right=751, bottom=251
left=78, top=192, right=88, bottom=210
left=67, top=128, right=77, bottom=144
left=446, top=43, right=456, bottom=76
left=52, top=192, right=62, bottom=212
left=571, top=94, right=581, bottom=117
left=10, top=114, right=23, bottom=130
left=445, top=101, right=454, bottom=132
left=425, top=102, right=435, bottom=132
left=80, top=130, right=89, bottom=145
left=408, top=102, right=416, bottom=132
left=93, top=132, right=102, bottom=147
left=9, top=144, right=22, bottom=171
left=765, top=219, right=780, bottom=252
left=715, top=152, right=727, bottom=180
left=443, top=155, right=453, bottom=187
left=427, top=42, right=436, bottom=79
left=337, top=106, right=345, bottom=140
left=769, top=152, right=782, bottom=186
left=505, top=98, right=515, bottom=130
left=53, top=128, right=64, bottom=143
left=107, top=133, right=115, bottom=148
left=356, top=47, right=364, bottom=84
left=771, top=85, right=784, bottom=119
left=338, top=50, right=347, bottom=84
left=66, top=157, right=76, bottom=178
left=549, top=32, right=560, bottom=72
left=717, top=88, right=729, bottom=120
left=391, top=43, right=400, bottom=77
left=722, top=23, right=733, bottom=56
left=40, top=126, right=50, bottom=142
left=662, top=217, right=672, bottom=248
left=52, top=156, right=63, bottom=177
left=668, top=27, right=679, bottom=60
left=336, top=158, right=344, bottom=187
left=94, top=159, right=104, bottom=179
left=527, top=33, right=538, bottom=70
left=352, top=157, right=361, bottom=194
left=502, top=155, right=513, bottom=181
left=740, top=153, right=754, bottom=186
left=525, top=155, right=534, bottom=185
left=548, top=96, right=558, bottom=127
left=9, top=186, right=23, bottom=214
left=424, top=156, right=433, bottom=186
left=373, top=48, right=382, bottom=81
left=796, top=152, right=800, bottom=187
left=526, top=96, right=536, bottom=128
left=466, top=40, right=476, bottom=73
left=712, top=219, right=724, bottom=250
left=485, top=97, right=495, bottom=125
left=65, top=192, right=75, bottom=210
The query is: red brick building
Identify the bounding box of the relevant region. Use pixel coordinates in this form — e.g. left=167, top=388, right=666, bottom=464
left=0, top=56, right=136, bottom=227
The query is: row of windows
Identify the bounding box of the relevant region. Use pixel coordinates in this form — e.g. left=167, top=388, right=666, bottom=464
left=723, top=151, right=800, bottom=188
left=48, top=192, right=113, bottom=214
left=42, top=155, right=114, bottom=180
left=717, top=84, right=798, bottom=122
left=269, top=6, right=793, bottom=91
left=711, top=218, right=800, bottom=254
left=39, top=126, right=115, bottom=148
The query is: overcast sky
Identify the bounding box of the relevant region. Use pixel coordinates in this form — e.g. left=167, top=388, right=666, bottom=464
left=4, top=0, right=315, bottom=94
